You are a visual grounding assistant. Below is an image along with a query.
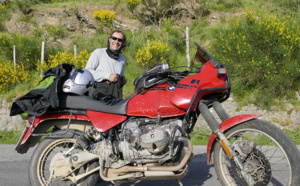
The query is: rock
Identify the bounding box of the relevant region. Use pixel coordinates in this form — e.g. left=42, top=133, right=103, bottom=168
left=0, top=99, right=23, bottom=131
left=196, top=95, right=300, bottom=131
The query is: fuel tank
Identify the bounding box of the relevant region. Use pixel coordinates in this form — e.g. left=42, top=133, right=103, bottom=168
left=127, top=62, right=226, bottom=118
left=126, top=84, right=186, bottom=118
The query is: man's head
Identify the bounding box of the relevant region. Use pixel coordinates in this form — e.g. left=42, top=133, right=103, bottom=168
left=107, top=30, right=127, bottom=52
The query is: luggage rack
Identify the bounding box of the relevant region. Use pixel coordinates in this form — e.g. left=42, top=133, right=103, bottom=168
left=28, top=109, right=86, bottom=137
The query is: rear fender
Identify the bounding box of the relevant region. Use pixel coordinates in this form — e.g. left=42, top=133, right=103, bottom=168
left=16, top=113, right=92, bottom=154
left=206, top=114, right=261, bottom=165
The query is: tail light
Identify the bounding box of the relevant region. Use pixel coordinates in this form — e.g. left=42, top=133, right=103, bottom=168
left=27, top=116, right=34, bottom=125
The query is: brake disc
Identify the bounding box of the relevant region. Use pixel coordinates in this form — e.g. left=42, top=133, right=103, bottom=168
left=231, top=148, right=272, bottom=185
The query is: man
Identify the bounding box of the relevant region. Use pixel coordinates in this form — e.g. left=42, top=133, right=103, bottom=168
left=85, top=30, right=127, bottom=99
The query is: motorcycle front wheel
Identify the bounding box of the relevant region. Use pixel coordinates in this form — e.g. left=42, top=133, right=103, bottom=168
left=213, top=119, right=300, bottom=186
left=29, top=130, right=100, bottom=186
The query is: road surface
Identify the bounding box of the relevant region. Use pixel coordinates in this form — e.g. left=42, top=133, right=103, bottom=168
left=1, top=145, right=299, bottom=186
left=0, top=145, right=218, bottom=186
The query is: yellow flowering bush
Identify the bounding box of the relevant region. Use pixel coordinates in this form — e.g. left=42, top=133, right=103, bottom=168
left=209, top=9, right=300, bottom=107
left=37, top=50, right=91, bottom=72
left=92, top=9, right=116, bottom=28
left=34, top=50, right=92, bottom=85
left=0, top=62, right=30, bottom=93
left=125, top=0, right=141, bottom=11
left=136, top=39, right=171, bottom=69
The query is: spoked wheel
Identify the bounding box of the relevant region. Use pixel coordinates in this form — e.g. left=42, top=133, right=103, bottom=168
left=213, top=119, right=300, bottom=186
left=29, top=130, right=100, bottom=186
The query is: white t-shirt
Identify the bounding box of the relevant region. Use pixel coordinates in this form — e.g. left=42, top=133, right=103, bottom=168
left=85, top=48, right=126, bottom=82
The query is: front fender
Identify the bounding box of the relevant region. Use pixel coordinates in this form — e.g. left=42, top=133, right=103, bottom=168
left=206, top=114, right=261, bottom=164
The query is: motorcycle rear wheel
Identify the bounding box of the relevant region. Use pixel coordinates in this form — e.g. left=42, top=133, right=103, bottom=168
left=29, top=130, right=100, bottom=186
left=213, top=119, right=300, bottom=186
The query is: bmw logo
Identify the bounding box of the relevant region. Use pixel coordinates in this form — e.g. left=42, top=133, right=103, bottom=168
left=168, top=86, right=175, bottom=91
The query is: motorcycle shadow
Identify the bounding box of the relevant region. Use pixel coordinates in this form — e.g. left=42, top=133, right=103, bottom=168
left=96, top=152, right=215, bottom=186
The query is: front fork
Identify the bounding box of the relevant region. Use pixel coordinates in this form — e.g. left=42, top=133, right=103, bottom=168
left=199, top=102, right=255, bottom=186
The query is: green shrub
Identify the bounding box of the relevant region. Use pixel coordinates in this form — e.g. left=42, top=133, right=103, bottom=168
left=209, top=10, right=300, bottom=108
left=160, top=18, right=186, bottom=54
left=0, top=33, right=62, bottom=71
left=33, top=27, right=45, bottom=38
left=270, top=0, right=299, bottom=12
left=0, top=0, right=14, bottom=23
left=211, top=0, right=243, bottom=12
left=125, top=0, right=180, bottom=25
left=136, top=39, right=171, bottom=69
left=46, top=24, right=68, bottom=39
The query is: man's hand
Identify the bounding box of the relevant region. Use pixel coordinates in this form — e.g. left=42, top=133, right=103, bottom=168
left=109, top=74, right=118, bottom=82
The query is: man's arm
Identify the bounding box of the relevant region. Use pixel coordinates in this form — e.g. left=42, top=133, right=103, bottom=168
left=85, top=49, right=110, bottom=82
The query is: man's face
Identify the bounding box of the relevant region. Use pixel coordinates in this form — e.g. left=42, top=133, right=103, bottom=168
left=109, top=32, right=124, bottom=52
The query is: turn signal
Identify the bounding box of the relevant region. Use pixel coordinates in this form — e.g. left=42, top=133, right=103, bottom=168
left=217, top=68, right=227, bottom=77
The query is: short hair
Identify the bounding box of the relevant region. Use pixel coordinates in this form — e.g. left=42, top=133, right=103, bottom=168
left=107, top=30, right=127, bottom=50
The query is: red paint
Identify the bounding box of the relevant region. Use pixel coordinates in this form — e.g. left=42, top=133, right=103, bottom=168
left=87, top=110, right=127, bottom=132
left=206, top=114, right=261, bottom=164
left=20, top=113, right=90, bottom=145
left=171, top=62, right=227, bottom=111
left=20, top=111, right=127, bottom=145
left=127, top=84, right=186, bottom=118
left=17, top=59, right=230, bottom=151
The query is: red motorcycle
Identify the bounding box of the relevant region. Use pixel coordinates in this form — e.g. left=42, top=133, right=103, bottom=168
left=14, top=43, right=300, bottom=186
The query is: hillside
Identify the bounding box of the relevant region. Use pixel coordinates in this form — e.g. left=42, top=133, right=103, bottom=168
left=0, top=0, right=299, bottom=132
left=3, top=2, right=237, bottom=48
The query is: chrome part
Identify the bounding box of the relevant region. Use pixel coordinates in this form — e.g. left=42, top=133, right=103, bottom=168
left=49, top=151, right=98, bottom=180
left=140, top=126, right=170, bottom=154
left=217, top=128, right=293, bottom=186
left=99, top=137, right=193, bottom=182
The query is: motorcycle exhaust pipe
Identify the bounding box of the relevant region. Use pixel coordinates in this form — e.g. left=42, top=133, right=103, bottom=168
left=99, top=136, right=193, bottom=181
left=112, top=166, right=190, bottom=185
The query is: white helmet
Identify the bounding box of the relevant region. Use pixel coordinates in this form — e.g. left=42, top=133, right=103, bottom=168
left=63, top=68, right=94, bottom=97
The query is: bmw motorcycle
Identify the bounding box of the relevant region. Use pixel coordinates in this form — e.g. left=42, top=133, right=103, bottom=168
left=14, top=43, right=300, bottom=186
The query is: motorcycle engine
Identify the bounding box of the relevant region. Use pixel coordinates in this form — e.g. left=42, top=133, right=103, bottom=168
left=140, top=126, right=169, bottom=154
left=117, top=119, right=182, bottom=160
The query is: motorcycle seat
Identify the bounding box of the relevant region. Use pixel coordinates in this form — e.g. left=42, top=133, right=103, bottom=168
left=59, top=93, right=137, bottom=115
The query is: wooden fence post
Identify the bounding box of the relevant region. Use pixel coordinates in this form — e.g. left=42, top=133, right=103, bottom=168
left=13, top=45, right=16, bottom=70
left=186, top=27, right=191, bottom=70
left=74, top=45, right=77, bottom=62
left=40, top=41, right=45, bottom=80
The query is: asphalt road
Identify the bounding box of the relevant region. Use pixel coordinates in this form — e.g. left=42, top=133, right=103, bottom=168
left=1, top=145, right=299, bottom=186
left=0, top=145, right=218, bottom=186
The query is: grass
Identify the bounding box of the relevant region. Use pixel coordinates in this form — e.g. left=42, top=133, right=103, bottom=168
left=0, top=124, right=26, bottom=144
left=190, top=126, right=300, bottom=146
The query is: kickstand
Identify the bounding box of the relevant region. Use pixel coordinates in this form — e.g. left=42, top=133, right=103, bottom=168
left=177, top=179, right=183, bottom=186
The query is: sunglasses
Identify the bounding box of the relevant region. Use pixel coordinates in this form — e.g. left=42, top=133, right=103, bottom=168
left=111, top=36, right=123, bottom=42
